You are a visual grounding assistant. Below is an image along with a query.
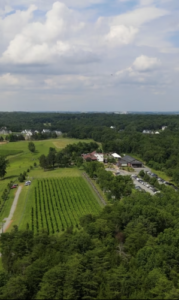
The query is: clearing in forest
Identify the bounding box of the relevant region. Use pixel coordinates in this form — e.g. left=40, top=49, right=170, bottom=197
left=20, top=177, right=101, bottom=234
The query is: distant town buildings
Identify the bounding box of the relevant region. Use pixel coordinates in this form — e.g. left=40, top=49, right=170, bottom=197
left=0, top=127, right=12, bottom=135
left=143, top=130, right=160, bottom=135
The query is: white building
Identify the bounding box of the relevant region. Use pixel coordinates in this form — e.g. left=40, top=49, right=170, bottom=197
left=94, top=153, right=104, bottom=162
left=21, top=130, right=33, bottom=136
left=112, top=153, right=121, bottom=159
left=110, top=126, right=115, bottom=129
left=162, top=126, right=167, bottom=131
left=42, top=129, right=51, bottom=133
left=155, top=131, right=160, bottom=134
left=55, top=131, right=62, bottom=136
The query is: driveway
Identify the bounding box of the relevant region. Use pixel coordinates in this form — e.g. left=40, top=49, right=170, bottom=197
left=0, top=186, right=22, bottom=234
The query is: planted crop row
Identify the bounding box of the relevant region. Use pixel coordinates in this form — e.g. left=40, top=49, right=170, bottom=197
left=31, top=177, right=101, bottom=234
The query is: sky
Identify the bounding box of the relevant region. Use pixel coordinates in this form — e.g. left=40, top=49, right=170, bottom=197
left=0, top=0, right=179, bottom=112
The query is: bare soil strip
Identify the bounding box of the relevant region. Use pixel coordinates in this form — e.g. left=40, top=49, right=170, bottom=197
left=83, top=172, right=106, bottom=207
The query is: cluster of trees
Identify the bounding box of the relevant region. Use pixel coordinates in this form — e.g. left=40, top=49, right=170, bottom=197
left=0, top=136, right=4, bottom=141
left=0, top=181, right=14, bottom=215
left=2, top=188, right=179, bottom=299
left=39, top=142, right=99, bottom=170
left=28, top=142, right=36, bottom=153
left=84, top=161, right=133, bottom=200
left=5, top=134, right=25, bottom=142
left=0, top=156, right=9, bottom=178
left=31, top=132, right=58, bottom=140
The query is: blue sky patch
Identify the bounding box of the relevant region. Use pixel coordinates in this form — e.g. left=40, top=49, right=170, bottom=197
left=168, top=32, right=179, bottom=48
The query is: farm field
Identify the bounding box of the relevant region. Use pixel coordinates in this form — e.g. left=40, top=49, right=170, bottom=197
left=17, top=177, right=102, bottom=234
left=0, top=137, right=93, bottom=201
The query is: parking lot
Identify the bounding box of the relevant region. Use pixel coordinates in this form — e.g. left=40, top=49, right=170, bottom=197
left=105, top=166, right=161, bottom=195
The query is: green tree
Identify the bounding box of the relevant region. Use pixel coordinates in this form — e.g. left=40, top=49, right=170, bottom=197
left=28, top=142, right=35, bottom=153
left=0, top=156, right=9, bottom=178
left=39, top=155, right=48, bottom=170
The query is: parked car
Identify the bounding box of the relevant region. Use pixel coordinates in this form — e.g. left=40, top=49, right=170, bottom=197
left=135, top=185, right=142, bottom=190
left=25, top=181, right=31, bottom=186
left=11, top=185, right=18, bottom=189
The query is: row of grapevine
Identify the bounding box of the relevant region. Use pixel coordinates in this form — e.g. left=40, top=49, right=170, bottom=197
left=31, top=177, right=101, bottom=234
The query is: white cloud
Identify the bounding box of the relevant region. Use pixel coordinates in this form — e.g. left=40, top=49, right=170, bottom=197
left=132, top=55, right=161, bottom=72
left=115, top=55, right=162, bottom=86
left=0, top=0, right=178, bottom=111
left=0, top=5, right=37, bottom=41
left=0, top=73, right=19, bottom=86
left=105, top=25, right=138, bottom=46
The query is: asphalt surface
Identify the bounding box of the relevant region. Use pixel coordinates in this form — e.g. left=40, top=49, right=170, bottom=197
left=106, top=167, right=155, bottom=195
left=0, top=186, right=22, bottom=234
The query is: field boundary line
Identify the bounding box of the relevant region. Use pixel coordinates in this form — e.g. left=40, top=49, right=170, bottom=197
left=83, top=172, right=106, bottom=207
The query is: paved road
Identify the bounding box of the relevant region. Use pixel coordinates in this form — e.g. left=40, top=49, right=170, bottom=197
left=0, top=186, right=22, bottom=234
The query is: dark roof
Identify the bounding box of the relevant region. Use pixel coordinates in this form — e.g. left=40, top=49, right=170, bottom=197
left=120, top=156, right=142, bottom=165
left=121, top=155, right=136, bottom=163
left=118, top=159, right=128, bottom=165
left=131, top=160, right=143, bottom=165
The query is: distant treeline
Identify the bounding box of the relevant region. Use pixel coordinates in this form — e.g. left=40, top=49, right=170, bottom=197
left=0, top=112, right=178, bottom=133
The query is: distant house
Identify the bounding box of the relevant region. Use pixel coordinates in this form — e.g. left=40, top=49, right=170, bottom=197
left=82, top=151, right=103, bottom=162
left=111, top=153, right=121, bottom=159
left=94, top=153, right=104, bottom=162
left=42, top=129, right=51, bottom=133
left=118, top=155, right=143, bottom=168
left=143, top=130, right=154, bottom=134
left=82, top=153, right=97, bottom=162
left=0, top=127, right=12, bottom=135
left=55, top=131, right=62, bottom=136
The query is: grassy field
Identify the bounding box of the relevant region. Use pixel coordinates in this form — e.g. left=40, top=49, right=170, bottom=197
left=0, top=137, right=94, bottom=231
left=16, top=177, right=101, bottom=234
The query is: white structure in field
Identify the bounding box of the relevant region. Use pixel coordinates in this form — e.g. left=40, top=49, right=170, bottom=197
left=94, top=153, right=104, bottom=162
left=21, top=130, right=33, bottom=136
left=112, top=153, right=121, bottom=159
left=162, top=126, right=167, bottom=131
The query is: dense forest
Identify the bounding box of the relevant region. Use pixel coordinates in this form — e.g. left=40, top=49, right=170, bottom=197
left=1, top=112, right=179, bottom=182
left=1, top=188, right=179, bottom=299
left=0, top=112, right=179, bottom=133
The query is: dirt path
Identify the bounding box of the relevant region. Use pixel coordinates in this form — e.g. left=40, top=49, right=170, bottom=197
left=0, top=186, right=22, bottom=234
left=83, top=172, right=106, bottom=207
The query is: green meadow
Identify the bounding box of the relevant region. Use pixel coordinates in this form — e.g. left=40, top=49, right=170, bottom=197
left=0, top=137, right=93, bottom=230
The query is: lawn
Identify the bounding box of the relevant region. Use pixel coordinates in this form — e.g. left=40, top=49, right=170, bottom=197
left=0, top=137, right=94, bottom=231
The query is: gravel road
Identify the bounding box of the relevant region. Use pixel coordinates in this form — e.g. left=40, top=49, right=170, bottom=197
left=0, top=186, right=22, bottom=234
